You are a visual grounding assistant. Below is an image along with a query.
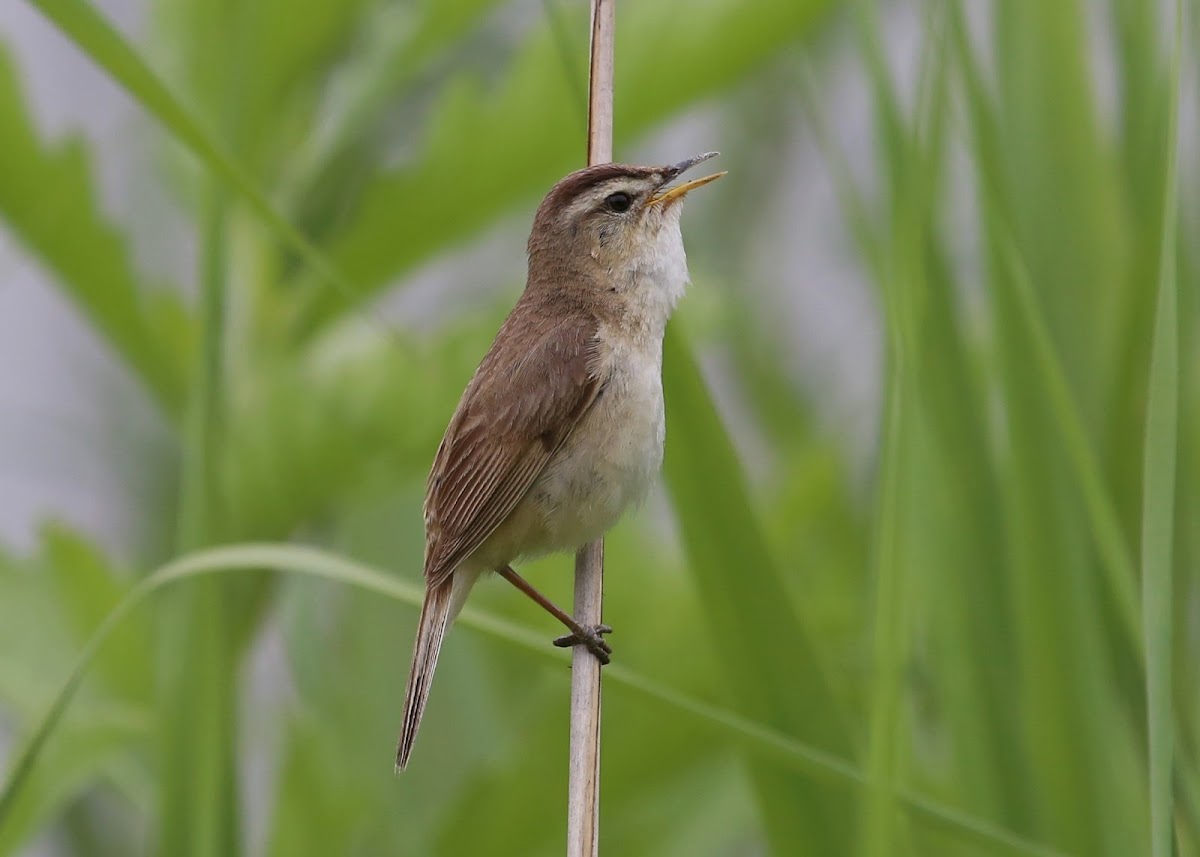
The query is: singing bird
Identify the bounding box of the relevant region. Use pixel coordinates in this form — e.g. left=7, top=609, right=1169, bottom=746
left=396, top=153, right=724, bottom=769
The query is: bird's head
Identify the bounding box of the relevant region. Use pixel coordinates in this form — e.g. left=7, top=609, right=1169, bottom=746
left=527, top=153, right=724, bottom=280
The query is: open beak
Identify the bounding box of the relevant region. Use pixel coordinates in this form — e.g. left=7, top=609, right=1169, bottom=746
left=650, top=152, right=726, bottom=206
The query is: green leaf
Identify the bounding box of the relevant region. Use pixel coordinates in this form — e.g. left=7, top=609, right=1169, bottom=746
left=661, top=330, right=856, bottom=854
left=285, top=0, right=507, bottom=207
left=0, top=547, right=89, bottom=723
left=0, top=709, right=143, bottom=857
left=178, top=0, right=371, bottom=167
left=24, top=0, right=365, bottom=322
left=292, top=0, right=836, bottom=335
left=0, top=535, right=149, bottom=857
left=217, top=320, right=492, bottom=541
left=41, top=524, right=152, bottom=705
left=0, top=48, right=189, bottom=413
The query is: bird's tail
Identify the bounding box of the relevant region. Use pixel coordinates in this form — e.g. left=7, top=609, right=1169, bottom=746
left=395, top=581, right=455, bottom=771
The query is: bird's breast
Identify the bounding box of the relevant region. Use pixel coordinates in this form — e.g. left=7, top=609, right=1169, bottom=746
left=526, top=336, right=665, bottom=553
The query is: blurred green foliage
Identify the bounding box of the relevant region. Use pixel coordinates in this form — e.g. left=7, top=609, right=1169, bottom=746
left=0, top=0, right=1197, bottom=855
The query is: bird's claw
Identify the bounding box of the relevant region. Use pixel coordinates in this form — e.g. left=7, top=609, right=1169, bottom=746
left=554, top=624, right=613, bottom=664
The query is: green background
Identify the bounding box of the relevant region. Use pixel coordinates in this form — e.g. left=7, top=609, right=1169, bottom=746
left=0, top=0, right=1195, bottom=855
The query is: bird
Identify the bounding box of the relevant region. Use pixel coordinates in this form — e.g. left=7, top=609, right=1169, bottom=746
left=396, top=152, right=725, bottom=770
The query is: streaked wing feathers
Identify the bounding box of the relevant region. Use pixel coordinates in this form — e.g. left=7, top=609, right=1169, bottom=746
left=423, top=309, right=603, bottom=587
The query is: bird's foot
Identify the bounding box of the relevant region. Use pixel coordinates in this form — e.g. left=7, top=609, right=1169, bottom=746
left=553, top=624, right=613, bottom=665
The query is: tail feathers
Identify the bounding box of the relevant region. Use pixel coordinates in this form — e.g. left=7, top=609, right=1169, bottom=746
left=396, top=582, right=455, bottom=770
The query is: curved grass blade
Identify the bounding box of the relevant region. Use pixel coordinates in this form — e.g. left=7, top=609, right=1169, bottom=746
left=0, top=543, right=1066, bottom=857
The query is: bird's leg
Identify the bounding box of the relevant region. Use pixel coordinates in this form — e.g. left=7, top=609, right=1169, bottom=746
left=497, top=565, right=612, bottom=664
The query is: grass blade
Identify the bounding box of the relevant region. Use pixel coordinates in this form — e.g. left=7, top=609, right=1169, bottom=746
left=1000, top=239, right=1142, bottom=654
left=661, top=330, right=855, bottom=854
left=1141, top=5, right=1183, bottom=856
left=950, top=0, right=1137, bottom=662
left=0, top=542, right=1066, bottom=857
left=861, top=369, right=910, bottom=856
left=156, top=180, right=237, bottom=856
left=951, top=5, right=1151, bottom=851
left=853, top=4, right=952, bottom=852
left=950, top=0, right=1143, bottom=660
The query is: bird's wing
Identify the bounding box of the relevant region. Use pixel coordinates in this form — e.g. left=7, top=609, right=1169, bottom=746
left=422, top=309, right=605, bottom=588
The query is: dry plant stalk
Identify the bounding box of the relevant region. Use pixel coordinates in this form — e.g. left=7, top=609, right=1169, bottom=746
left=567, top=3, right=614, bottom=854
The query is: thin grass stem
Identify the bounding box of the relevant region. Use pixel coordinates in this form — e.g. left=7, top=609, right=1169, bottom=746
left=567, top=2, right=615, bottom=855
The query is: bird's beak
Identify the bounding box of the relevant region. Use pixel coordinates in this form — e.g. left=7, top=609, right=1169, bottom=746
left=650, top=152, right=726, bottom=207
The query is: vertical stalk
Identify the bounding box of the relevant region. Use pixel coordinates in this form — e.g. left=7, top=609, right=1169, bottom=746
left=585, top=0, right=614, bottom=166
left=159, top=183, right=239, bottom=857
left=568, top=541, right=604, bottom=857
left=568, top=3, right=613, bottom=855
left=158, top=4, right=257, bottom=850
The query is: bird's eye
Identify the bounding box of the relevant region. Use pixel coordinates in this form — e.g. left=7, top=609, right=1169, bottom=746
left=605, top=192, right=632, bottom=213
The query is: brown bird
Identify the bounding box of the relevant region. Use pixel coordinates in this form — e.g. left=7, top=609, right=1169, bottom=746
left=396, top=153, right=725, bottom=769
